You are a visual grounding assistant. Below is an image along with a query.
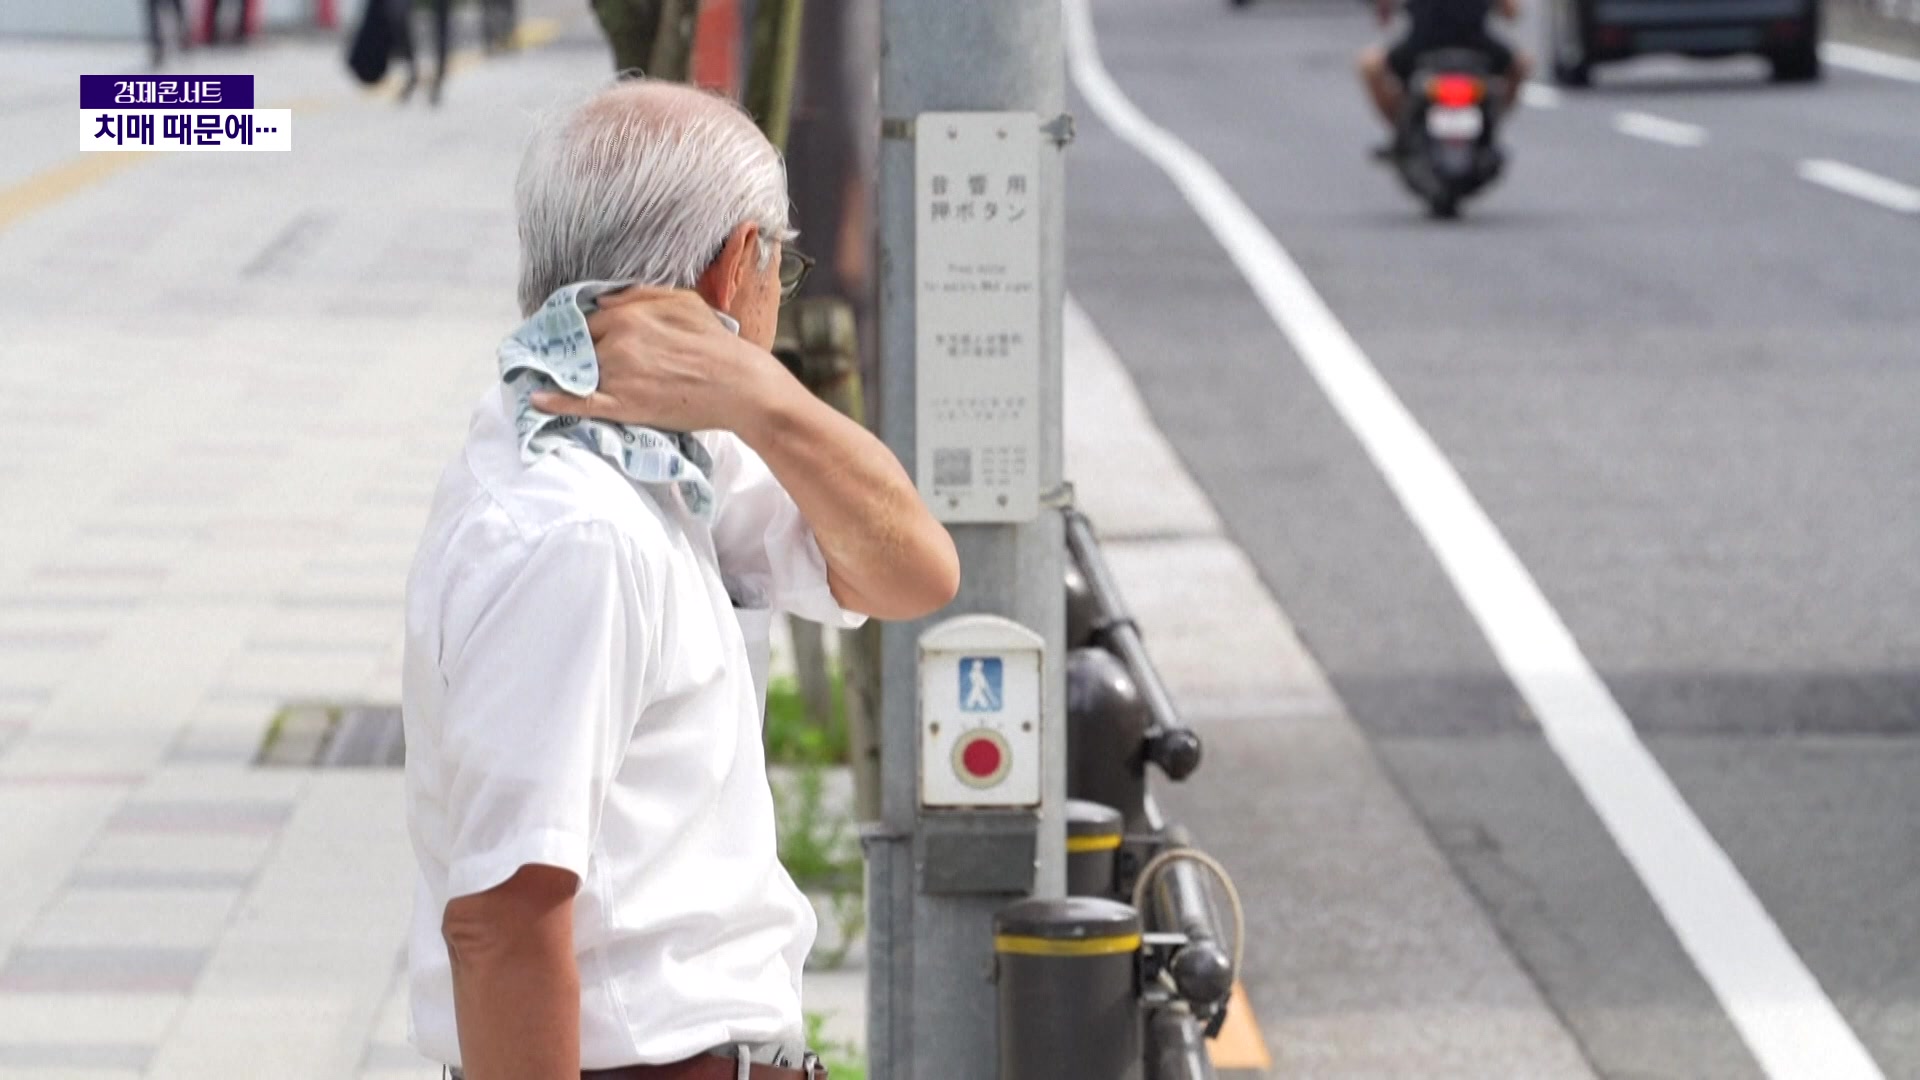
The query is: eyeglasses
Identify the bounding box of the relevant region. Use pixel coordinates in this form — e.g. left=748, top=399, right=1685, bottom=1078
left=778, top=246, right=815, bottom=303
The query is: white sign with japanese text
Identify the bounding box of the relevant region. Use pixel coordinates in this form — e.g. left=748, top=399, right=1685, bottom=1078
left=915, top=111, right=1041, bottom=523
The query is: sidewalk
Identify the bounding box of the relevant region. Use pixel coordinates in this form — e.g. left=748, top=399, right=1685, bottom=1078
left=0, top=12, right=607, bottom=1079
left=0, top=13, right=1587, bottom=1080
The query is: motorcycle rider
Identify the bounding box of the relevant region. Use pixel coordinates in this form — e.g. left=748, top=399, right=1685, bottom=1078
left=1358, top=0, right=1531, bottom=155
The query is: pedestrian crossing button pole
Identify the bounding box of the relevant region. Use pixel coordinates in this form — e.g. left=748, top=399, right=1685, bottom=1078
left=914, top=615, right=1048, bottom=895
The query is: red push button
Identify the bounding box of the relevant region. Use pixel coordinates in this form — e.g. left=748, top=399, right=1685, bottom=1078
left=952, top=730, right=1012, bottom=788
left=962, top=737, right=1002, bottom=779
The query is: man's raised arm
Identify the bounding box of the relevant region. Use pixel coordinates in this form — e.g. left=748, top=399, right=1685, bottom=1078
left=534, top=288, right=961, bottom=622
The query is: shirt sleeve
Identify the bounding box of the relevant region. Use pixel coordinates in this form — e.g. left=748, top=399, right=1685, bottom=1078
left=706, top=432, right=868, bottom=630
left=436, top=522, right=649, bottom=900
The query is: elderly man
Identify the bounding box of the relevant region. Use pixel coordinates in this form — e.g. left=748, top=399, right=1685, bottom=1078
left=401, top=80, right=960, bottom=1080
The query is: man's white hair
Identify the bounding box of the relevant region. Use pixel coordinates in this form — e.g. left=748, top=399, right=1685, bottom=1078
left=514, top=80, right=794, bottom=316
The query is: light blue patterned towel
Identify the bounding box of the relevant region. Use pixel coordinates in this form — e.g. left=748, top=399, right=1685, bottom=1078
left=499, top=281, right=726, bottom=521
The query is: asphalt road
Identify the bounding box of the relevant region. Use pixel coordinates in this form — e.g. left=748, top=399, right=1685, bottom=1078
left=1064, top=0, right=1920, bottom=1075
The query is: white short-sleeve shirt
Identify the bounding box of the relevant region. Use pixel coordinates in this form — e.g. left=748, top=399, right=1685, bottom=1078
left=401, top=389, right=863, bottom=1070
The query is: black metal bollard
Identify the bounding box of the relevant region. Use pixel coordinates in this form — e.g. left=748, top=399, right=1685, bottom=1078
left=995, top=897, right=1144, bottom=1080
left=1067, top=799, right=1125, bottom=899
left=1065, top=646, right=1151, bottom=829
left=1065, top=560, right=1101, bottom=650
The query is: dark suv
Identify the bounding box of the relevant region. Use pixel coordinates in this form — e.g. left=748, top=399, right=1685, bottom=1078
left=1549, top=0, right=1822, bottom=84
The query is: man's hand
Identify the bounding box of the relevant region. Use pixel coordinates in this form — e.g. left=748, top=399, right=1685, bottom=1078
left=443, top=865, right=580, bottom=1080
left=534, top=286, right=960, bottom=622
left=529, top=287, right=783, bottom=435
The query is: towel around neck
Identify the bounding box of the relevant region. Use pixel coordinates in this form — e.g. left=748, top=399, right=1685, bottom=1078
left=498, top=281, right=728, bottom=521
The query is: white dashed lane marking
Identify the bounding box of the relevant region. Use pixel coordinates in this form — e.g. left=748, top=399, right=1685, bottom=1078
left=1613, top=110, right=1709, bottom=148
left=1822, top=41, right=1920, bottom=84
left=1798, top=159, right=1920, bottom=215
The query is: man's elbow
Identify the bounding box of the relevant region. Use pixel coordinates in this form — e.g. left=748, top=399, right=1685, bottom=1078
left=899, top=532, right=962, bottom=619
left=441, top=865, right=578, bottom=965
left=925, top=536, right=962, bottom=611
left=843, top=533, right=960, bottom=622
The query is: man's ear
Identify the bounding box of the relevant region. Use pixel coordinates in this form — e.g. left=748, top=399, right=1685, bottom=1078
left=695, top=222, right=760, bottom=313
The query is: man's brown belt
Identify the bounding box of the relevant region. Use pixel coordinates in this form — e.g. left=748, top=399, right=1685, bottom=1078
left=452, top=1052, right=826, bottom=1079
left=582, top=1059, right=825, bottom=1080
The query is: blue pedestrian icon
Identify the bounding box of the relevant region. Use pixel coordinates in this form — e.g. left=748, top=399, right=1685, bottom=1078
left=959, top=656, right=1003, bottom=713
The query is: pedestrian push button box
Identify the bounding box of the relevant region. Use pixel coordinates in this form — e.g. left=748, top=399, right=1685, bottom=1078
left=918, top=614, right=1043, bottom=808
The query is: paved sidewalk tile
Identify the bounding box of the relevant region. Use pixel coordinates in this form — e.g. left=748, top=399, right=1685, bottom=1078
left=164, top=708, right=283, bottom=767
left=64, top=868, right=256, bottom=891
left=0, top=1060, right=142, bottom=1068
left=366, top=970, right=411, bottom=1050
left=212, top=648, right=386, bottom=701
left=0, top=947, right=207, bottom=995
left=24, top=889, right=241, bottom=950
left=43, top=606, right=255, bottom=729
left=134, top=765, right=308, bottom=804
left=0, top=992, right=179, bottom=1044
left=80, top=833, right=280, bottom=879
left=359, top=1043, right=441, bottom=1079
left=1063, top=298, right=1222, bottom=540
left=0, top=727, right=173, bottom=783
left=0, top=790, right=126, bottom=952
left=146, top=775, right=415, bottom=1080
left=0, top=1044, right=151, bottom=1070
left=106, top=798, right=294, bottom=836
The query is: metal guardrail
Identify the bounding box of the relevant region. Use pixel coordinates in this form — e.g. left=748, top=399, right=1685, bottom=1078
left=1064, top=508, right=1204, bottom=783
left=1061, top=507, right=1243, bottom=1080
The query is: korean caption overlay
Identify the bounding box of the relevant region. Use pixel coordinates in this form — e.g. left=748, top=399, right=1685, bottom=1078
left=79, top=75, right=292, bottom=152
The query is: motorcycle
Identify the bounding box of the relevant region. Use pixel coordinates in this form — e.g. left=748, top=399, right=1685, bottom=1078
left=1387, top=49, right=1508, bottom=218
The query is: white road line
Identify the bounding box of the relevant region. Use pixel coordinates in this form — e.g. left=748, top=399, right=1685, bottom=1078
left=1799, top=158, right=1920, bottom=214
left=1822, top=41, right=1920, bottom=84
left=1062, top=2, right=1886, bottom=1078
left=1613, top=110, right=1708, bottom=148
left=1520, top=82, right=1562, bottom=109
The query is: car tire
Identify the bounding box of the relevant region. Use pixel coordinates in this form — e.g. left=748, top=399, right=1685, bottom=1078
left=1770, top=43, right=1821, bottom=82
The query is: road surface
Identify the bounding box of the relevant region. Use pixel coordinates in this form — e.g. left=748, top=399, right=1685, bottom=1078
left=1065, top=0, right=1920, bottom=1075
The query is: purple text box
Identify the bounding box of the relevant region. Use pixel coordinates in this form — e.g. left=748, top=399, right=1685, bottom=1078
left=80, top=75, right=254, bottom=110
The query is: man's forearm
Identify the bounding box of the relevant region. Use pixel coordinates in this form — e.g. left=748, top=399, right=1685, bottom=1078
left=444, top=870, right=580, bottom=1080
left=739, top=372, right=960, bottom=620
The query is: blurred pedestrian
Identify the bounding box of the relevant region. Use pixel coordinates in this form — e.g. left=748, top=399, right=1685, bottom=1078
left=590, top=0, right=693, bottom=79
left=202, top=0, right=249, bottom=44
left=145, top=0, right=189, bottom=65
left=481, top=0, right=518, bottom=53
left=392, top=0, right=453, bottom=105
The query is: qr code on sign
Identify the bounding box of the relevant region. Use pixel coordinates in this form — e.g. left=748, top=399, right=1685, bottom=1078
left=933, top=448, right=972, bottom=487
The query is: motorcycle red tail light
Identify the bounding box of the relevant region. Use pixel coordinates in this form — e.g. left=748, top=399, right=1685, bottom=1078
left=1430, top=75, right=1484, bottom=108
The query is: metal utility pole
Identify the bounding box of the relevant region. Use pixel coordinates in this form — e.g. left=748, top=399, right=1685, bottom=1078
left=868, top=1, right=1067, bottom=1078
